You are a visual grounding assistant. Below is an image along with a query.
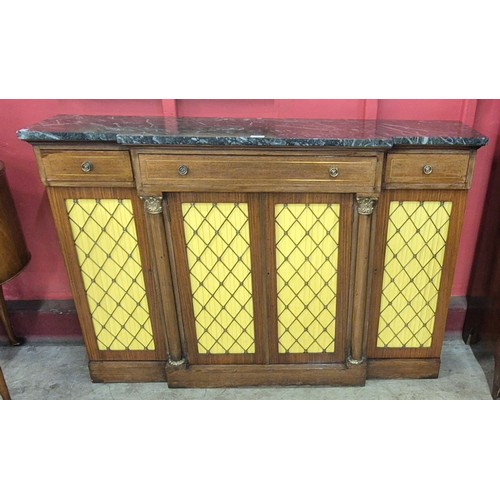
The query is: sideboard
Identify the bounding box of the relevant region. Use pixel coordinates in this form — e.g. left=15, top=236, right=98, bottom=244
left=18, top=116, right=488, bottom=387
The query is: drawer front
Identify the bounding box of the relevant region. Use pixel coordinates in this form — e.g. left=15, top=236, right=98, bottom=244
left=385, top=153, right=470, bottom=188
left=138, top=154, right=379, bottom=193
left=41, top=150, right=133, bottom=185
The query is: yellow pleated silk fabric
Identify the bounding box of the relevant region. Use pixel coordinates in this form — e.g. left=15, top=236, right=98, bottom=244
left=182, top=202, right=255, bottom=355
left=66, top=199, right=155, bottom=351
left=377, top=200, right=452, bottom=348
left=275, top=203, right=340, bottom=354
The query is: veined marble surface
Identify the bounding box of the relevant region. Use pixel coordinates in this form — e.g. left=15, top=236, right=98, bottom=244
left=17, top=115, right=489, bottom=148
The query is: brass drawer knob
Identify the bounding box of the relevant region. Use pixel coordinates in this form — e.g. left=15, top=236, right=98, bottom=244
left=178, top=165, right=189, bottom=176
left=81, top=161, right=94, bottom=173
left=329, top=167, right=339, bottom=178
left=423, top=164, right=433, bottom=175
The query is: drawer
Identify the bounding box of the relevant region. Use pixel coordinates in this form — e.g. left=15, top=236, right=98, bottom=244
left=40, top=150, right=133, bottom=185
left=385, top=153, right=470, bottom=188
left=137, top=154, right=379, bottom=193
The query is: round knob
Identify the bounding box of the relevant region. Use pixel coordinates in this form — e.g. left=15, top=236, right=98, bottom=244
left=423, top=165, right=433, bottom=175
left=178, top=165, right=189, bottom=176
left=329, top=167, right=339, bottom=178
left=81, top=161, right=94, bottom=173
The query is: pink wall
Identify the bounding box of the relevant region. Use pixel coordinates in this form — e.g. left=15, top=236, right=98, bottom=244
left=0, top=99, right=497, bottom=301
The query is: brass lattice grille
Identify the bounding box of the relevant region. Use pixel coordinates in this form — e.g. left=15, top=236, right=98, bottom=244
left=182, top=202, right=255, bottom=355
left=275, top=203, right=340, bottom=354
left=66, top=199, right=155, bottom=351
left=377, top=200, right=452, bottom=348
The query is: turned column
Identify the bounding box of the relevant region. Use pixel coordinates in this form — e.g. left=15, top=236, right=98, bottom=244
left=349, top=196, right=377, bottom=365
left=142, top=195, right=185, bottom=366
left=0, top=161, right=31, bottom=346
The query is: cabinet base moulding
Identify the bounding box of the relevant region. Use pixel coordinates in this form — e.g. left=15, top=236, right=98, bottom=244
left=366, top=358, right=441, bottom=379
left=89, top=360, right=168, bottom=383
left=165, top=363, right=367, bottom=388
left=87, top=359, right=442, bottom=385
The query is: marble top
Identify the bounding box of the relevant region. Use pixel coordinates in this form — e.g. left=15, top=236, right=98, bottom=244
left=17, top=115, right=489, bottom=148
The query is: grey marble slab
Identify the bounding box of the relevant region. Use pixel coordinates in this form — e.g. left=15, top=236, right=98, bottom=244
left=17, top=115, right=489, bottom=148
left=377, top=120, right=489, bottom=147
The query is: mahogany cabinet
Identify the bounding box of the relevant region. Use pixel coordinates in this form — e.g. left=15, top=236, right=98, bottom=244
left=18, top=116, right=488, bottom=387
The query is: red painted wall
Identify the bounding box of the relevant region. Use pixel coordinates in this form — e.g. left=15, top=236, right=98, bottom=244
left=0, top=99, right=497, bottom=301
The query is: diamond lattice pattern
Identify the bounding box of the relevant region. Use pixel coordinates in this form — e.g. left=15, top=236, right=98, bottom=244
left=275, top=203, right=340, bottom=354
left=66, top=199, right=155, bottom=351
left=377, top=200, right=452, bottom=348
left=182, top=202, right=255, bottom=355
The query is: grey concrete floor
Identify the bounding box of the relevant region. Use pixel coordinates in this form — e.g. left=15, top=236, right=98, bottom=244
left=0, top=334, right=494, bottom=399
left=469, top=339, right=496, bottom=395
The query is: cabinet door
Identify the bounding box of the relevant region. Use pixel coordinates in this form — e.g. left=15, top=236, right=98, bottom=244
left=47, top=187, right=167, bottom=362
left=367, top=190, right=467, bottom=359
left=168, top=193, right=267, bottom=365
left=266, top=193, right=352, bottom=364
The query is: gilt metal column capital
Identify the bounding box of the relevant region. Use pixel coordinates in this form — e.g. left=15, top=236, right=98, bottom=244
left=356, top=197, right=377, bottom=215
left=142, top=196, right=163, bottom=214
